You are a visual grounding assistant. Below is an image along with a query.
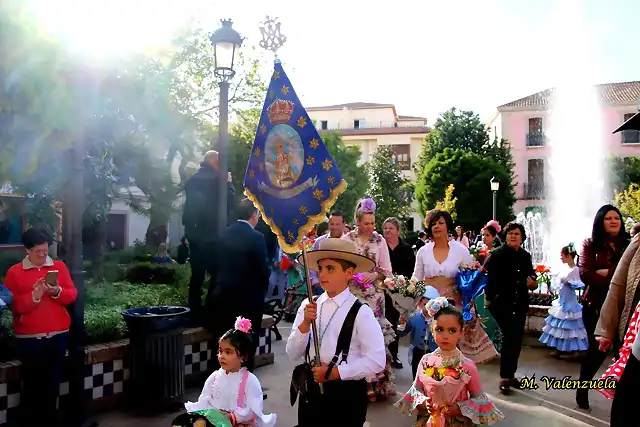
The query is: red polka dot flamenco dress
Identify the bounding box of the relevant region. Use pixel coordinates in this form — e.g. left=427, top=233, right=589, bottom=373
left=597, top=301, right=640, bottom=399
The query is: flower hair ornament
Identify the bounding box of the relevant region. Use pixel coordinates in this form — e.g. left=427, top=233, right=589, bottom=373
left=234, top=317, right=252, bottom=334
left=485, top=220, right=501, bottom=233
left=359, top=198, right=376, bottom=213
left=567, top=242, right=577, bottom=255
left=425, top=296, right=450, bottom=318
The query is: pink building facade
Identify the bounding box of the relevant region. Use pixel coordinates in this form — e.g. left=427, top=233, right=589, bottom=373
left=490, top=81, right=640, bottom=214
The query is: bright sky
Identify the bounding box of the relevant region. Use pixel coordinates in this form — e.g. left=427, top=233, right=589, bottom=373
left=30, top=0, right=640, bottom=123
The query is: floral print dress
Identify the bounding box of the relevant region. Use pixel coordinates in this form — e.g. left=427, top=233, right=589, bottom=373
left=342, top=229, right=396, bottom=400
left=395, top=349, right=504, bottom=427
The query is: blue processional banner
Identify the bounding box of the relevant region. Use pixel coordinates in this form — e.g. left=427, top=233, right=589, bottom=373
left=243, top=61, right=346, bottom=253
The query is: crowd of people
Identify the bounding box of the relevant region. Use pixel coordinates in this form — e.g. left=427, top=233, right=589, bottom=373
left=0, top=148, right=636, bottom=427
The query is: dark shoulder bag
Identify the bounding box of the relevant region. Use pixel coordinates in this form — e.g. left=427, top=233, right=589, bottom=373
left=290, top=299, right=362, bottom=406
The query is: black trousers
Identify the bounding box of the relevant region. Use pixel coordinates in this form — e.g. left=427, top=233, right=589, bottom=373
left=610, top=352, right=639, bottom=426
left=206, top=300, right=263, bottom=372
left=577, top=305, right=608, bottom=403
left=411, top=347, right=426, bottom=379
left=491, top=307, right=526, bottom=379
left=188, top=239, right=217, bottom=322
left=297, top=379, right=368, bottom=427
left=385, top=293, right=401, bottom=360
left=17, top=333, right=68, bottom=426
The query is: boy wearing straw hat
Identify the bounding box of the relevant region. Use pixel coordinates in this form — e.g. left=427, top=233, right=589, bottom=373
left=286, top=238, right=386, bottom=427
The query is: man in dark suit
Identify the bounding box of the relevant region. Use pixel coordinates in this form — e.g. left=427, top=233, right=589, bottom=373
left=205, top=198, right=270, bottom=372
left=182, top=150, right=236, bottom=323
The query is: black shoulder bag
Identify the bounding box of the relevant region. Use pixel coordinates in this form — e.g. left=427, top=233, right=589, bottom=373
left=289, top=299, right=362, bottom=406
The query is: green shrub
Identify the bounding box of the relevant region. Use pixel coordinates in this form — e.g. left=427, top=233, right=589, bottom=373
left=123, top=262, right=185, bottom=284
left=103, top=246, right=153, bottom=264
left=0, top=251, right=26, bottom=279
left=83, top=260, right=125, bottom=282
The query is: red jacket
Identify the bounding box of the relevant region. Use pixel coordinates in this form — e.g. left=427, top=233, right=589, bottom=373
left=4, top=258, right=78, bottom=336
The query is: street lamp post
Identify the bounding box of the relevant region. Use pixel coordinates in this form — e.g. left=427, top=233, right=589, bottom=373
left=67, top=70, right=97, bottom=427
left=490, top=176, right=500, bottom=221
left=209, top=19, right=243, bottom=235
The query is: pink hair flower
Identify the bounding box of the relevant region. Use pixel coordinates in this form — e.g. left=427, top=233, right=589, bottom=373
left=234, top=317, right=252, bottom=334
left=360, top=198, right=376, bottom=213
left=485, top=220, right=501, bottom=233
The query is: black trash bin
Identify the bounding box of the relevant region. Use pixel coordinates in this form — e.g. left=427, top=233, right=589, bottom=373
left=121, top=306, right=191, bottom=406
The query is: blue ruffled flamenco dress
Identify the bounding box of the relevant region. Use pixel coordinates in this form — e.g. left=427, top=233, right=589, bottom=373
left=539, top=267, right=588, bottom=352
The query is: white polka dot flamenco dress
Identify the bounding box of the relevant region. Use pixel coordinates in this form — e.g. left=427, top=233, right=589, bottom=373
left=597, top=301, right=640, bottom=399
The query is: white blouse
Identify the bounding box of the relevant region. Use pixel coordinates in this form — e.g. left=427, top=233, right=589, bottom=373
left=185, top=368, right=276, bottom=427
left=412, top=240, right=473, bottom=280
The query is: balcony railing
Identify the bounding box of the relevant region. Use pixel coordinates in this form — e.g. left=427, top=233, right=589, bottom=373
left=523, top=182, right=547, bottom=199
left=526, top=132, right=546, bottom=147
left=394, top=159, right=412, bottom=170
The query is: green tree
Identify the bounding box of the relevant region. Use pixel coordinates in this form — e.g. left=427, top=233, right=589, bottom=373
left=615, top=184, right=640, bottom=222
left=435, top=184, right=458, bottom=221
left=413, top=107, right=516, bottom=224
left=321, top=132, right=369, bottom=221
left=367, top=145, right=413, bottom=229
left=608, top=156, right=640, bottom=196
left=415, top=148, right=514, bottom=232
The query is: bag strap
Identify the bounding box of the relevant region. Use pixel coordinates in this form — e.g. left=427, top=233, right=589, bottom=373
left=236, top=368, right=250, bottom=407
left=324, top=299, right=362, bottom=380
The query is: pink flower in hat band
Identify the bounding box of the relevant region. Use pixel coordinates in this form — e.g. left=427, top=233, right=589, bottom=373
left=234, top=317, right=252, bottom=333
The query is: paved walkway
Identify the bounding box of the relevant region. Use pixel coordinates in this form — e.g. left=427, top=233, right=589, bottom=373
left=97, top=323, right=612, bottom=427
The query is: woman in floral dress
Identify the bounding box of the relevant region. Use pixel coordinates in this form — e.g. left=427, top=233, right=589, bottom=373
left=412, top=210, right=497, bottom=364
left=342, top=198, right=396, bottom=401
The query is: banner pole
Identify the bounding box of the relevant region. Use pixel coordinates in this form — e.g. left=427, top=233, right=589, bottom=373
left=300, top=237, right=324, bottom=394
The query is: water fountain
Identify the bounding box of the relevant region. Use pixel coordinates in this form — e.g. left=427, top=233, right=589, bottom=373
left=515, top=0, right=607, bottom=275
left=546, top=3, right=607, bottom=274
left=515, top=211, right=549, bottom=267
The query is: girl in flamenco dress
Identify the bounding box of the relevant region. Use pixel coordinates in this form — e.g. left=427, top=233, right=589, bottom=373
left=171, top=318, right=276, bottom=427
left=539, top=243, right=588, bottom=360
left=395, top=297, right=504, bottom=427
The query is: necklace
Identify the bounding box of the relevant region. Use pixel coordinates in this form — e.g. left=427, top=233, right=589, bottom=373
left=435, top=347, right=462, bottom=363
left=318, top=300, right=340, bottom=347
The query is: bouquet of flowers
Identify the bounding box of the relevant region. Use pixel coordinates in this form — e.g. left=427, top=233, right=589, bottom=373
left=383, top=275, right=426, bottom=316
left=468, top=243, right=488, bottom=263
left=535, top=264, right=551, bottom=294
left=421, top=356, right=471, bottom=427
left=424, top=362, right=466, bottom=381
left=455, top=262, right=488, bottom=322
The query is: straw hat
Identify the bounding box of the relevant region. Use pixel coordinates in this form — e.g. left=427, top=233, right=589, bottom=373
left=298, top=238, right=375, bottom=273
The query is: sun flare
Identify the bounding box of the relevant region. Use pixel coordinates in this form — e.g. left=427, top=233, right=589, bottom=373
left=27, top=0, right=202, bottom=58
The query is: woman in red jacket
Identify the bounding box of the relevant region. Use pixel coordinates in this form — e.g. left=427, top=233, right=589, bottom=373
left=4, top=228, right=78, bottom=426
left=576, top=205, right=629, bottom=410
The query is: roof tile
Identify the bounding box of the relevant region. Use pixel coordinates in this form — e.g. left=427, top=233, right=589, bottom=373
left=498, top=81, right=640, bottom=109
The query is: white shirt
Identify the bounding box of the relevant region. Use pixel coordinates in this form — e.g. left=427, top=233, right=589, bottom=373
left=185, top=368, right=276, bottom=427
left=412, top=240, right=473, bottom=280
left=286, top=288, right=386, bottom=381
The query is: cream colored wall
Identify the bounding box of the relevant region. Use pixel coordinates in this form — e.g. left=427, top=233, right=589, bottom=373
left=308, top=107, right=397, bottom=129
left=397, top=119, right=426, bottom=127
left=341, top=133, right=426, bottom=180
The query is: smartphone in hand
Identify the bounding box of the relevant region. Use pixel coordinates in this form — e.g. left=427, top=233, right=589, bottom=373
left=45, top=270, right=59, bottom=286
